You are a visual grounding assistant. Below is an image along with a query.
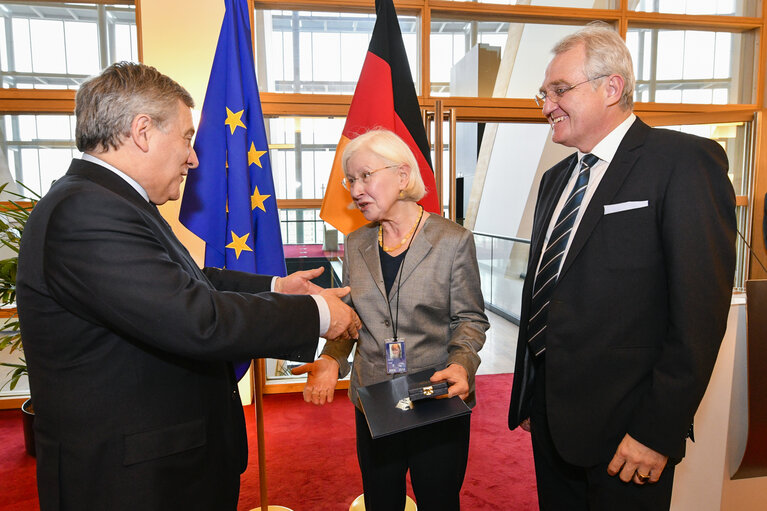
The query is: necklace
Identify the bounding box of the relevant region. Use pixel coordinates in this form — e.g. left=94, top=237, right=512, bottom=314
left=378, top=205, right=424, bottom=252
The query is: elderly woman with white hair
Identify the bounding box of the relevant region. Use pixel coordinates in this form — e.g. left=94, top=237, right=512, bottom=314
left=293, top=128, right=488, bottom=510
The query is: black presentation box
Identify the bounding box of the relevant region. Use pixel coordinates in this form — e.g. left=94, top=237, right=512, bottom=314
left=357, top=367, right=471, bottom=439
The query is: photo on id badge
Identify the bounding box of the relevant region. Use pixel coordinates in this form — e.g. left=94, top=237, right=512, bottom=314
left=385, top=339, right=406, bottom=374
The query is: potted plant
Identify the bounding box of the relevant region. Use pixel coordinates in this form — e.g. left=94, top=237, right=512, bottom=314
left=0, top=182, right=38, bottom=456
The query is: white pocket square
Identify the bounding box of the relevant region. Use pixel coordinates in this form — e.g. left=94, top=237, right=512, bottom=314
left=604, top=200, right=649, bottom=215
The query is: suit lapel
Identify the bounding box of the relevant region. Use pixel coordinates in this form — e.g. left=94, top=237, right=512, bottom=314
left=389, top=215, right=433, bottom=300
left=357, top=215, right=435, bottom=303
left=558, top=119, right=650, bottom=279
left=527, top=153, right=578, bottom=276
left=68, top=159, right=159, bottom=217
left=359, top=226, right=388, bottom=302
left=67, top=159, right=208, bottom=281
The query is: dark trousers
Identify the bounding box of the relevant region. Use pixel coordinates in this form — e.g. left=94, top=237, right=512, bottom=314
left=355, top=407, right=470, bottom=511
left=530, top=357, right=675, bottom=511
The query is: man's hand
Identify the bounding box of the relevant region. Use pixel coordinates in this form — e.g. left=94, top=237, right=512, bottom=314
left=291, top=355, right=340, bottom=405
left=607, top=433, right=668, bottom=484
left=519, top=418, right=531, bottom=432
left=275, top=267, right=325, bottom=295
left=320, top=287, right=361, bottom=340
left=431, top=363, right=470, bottom=400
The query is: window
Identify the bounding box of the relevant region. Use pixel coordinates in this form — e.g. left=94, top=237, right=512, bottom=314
left=0, top=2, right=137, bottom=197
left=1, top=113, right=77, bottom=196
left=268, top=116, right=345, bottom=200
left=255, top=10, right=418, bottom=94
left=0, top=2, right=138, bottom=89
left=631, top=0, right=759, bottom=17
left=627, top=27, right=757, bottom=104
left=440, top=0, right=619, bottom=7
left=429, top=20, right=586, bottom=97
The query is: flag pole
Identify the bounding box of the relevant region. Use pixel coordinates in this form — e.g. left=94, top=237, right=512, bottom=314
left=255, top=358, right=269, bottom=510
left=177, top=1, right=293, bottom=508
left=251, top=358, right=293, bottom=511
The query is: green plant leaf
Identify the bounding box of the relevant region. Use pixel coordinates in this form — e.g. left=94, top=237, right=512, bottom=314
left=0, top=181, right=35, bottom=390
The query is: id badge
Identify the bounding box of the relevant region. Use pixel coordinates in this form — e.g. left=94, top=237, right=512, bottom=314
left=385, top=339, right=407, bottom=374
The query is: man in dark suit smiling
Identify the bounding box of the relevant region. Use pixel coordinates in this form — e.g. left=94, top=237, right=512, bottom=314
left=16, top=62, right=360, bottom=511
left=508, top=24, right=736, bottom=510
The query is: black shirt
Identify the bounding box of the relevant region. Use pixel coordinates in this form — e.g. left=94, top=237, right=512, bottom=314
left=379, top=245, right=407, bottom=297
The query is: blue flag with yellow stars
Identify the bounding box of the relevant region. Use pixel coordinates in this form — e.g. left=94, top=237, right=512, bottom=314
left=180, top=0, right=284, bottom=380
left=180, top=0, right=285, bottom=279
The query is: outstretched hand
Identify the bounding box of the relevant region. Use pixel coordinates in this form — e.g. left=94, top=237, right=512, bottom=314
left=320, top=287, right=361, bottom=340
left=291, top=355, right=340, bottom=405
left=275, top=267, right=325, bottom=295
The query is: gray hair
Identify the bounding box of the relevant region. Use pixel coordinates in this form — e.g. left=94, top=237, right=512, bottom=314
left=75, top=61, right=194, bottom=152
left=553, top=22, right=635, bottom=110
left=342, top=129, right=426, bottom=202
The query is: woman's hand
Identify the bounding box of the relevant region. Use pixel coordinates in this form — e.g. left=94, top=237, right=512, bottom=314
left=431, top=363, right=470, bottom=400
left=274, top=267, right=325, bottom=294
left=291, top=355, right=340, bottom=405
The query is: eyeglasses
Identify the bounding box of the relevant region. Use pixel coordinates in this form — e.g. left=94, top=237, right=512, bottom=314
left=342, top=165, right=398, bottom=190
left=534, top=75, right=609, bottom=107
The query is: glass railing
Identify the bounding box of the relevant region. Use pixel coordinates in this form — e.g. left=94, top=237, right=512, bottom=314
left=473, top=232, right=530, bottom=325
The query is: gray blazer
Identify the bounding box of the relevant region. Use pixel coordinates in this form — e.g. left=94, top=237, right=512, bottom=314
left=323, top=213, right=489, bottom=409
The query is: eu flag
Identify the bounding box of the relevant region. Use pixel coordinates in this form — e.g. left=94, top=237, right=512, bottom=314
left=179, top=0, right=284, bottom=379
left=179, top=0, right=285, bottom=278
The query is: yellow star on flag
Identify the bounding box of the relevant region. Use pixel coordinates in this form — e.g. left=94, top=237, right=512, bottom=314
left=224, top=107, right=246, bottom=134
left=248, top=142, right=267, bottom=168
left=251, top=186, right=271, bottom=212
left=226, top=231, right=253, bottom=259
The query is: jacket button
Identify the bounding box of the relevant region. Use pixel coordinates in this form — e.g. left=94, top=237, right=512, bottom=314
left=232, top=390, right=238, bottom=400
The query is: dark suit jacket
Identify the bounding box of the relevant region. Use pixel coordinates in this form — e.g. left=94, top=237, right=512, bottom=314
left=17, top=159, right=320, bottom=510
left=508, top=118, right=736, bottom=467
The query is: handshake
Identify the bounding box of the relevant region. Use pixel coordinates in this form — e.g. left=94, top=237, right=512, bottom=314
left=274, top=266, right=361, bottom=341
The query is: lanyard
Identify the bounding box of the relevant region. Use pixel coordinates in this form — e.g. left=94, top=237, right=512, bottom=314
left=384, top=208, right=424, bottom=341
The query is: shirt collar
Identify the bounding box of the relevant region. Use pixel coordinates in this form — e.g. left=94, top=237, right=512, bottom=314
left=577, top=113, right=636, bottom=165
left=81, top=153, right=150, bottom=203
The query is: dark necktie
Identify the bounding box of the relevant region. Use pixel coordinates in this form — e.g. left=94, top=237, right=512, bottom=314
left=527, top=153, right=598, bottom=357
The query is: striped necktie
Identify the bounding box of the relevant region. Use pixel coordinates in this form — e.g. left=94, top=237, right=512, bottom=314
left=527, top=153, right=598, bottom=357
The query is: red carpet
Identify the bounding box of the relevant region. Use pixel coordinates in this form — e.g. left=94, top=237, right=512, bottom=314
left=0, top=373, right=537, bottom=510
left=0, top=405, right=37, bottom=511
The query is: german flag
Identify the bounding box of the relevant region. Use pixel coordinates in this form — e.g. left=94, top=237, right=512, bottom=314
left=319, top=0, right=440, bottom=235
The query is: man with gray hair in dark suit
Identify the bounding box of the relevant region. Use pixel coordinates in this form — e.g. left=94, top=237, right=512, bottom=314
left=509, top=24, right=736, bottom=510
left=17, top=61, right=360, bottom=511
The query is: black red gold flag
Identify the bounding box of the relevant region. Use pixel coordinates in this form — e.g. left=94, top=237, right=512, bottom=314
left=320, top=0, right=440, bottom=234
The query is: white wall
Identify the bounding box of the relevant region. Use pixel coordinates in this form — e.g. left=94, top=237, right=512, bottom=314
left=505, top=24, right=580, bottom=99
left=669, top=297, right=767, bottom=510
left=474, top=123, right=565, bottom=238
left=474, top=123, right=546, bottom=237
